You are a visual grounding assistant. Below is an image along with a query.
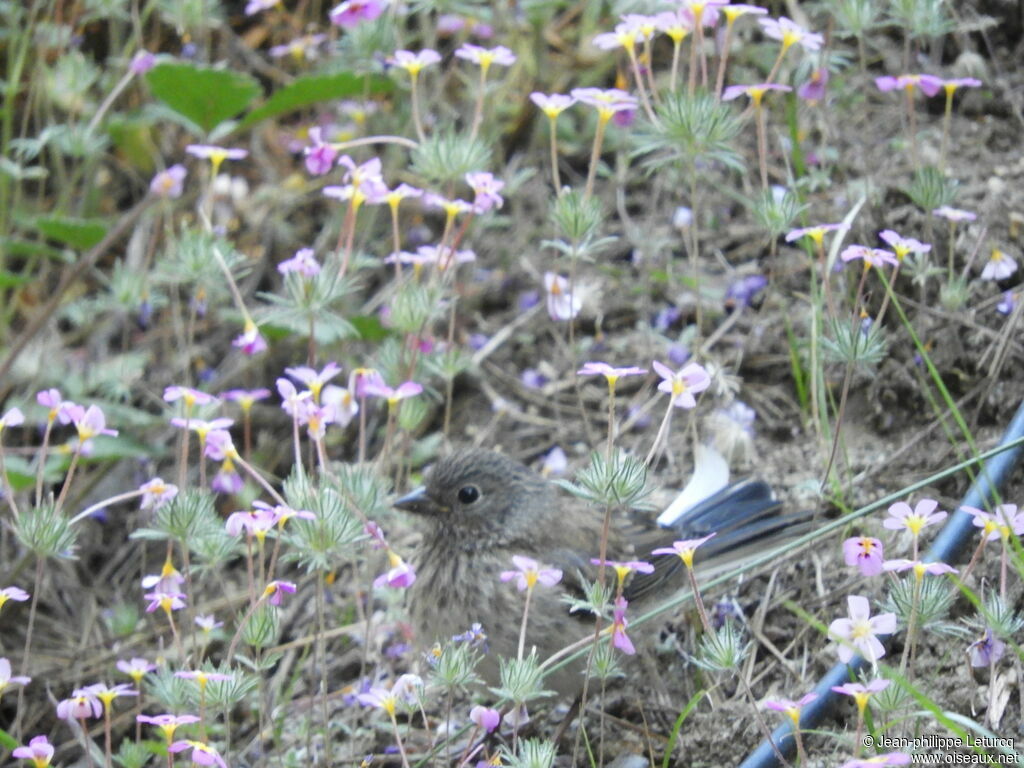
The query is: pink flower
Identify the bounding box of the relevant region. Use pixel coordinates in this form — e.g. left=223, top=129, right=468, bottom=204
left=785, top=222, right=848, bottom=245
left=286, top=362, right=343, bottom=401
left=168, top=740, right=227, bottom=768
left=883, top=498, right=946, bottom=537
left=175, top=670, right=232, bottom=688
left=12, top=735, right=54, bottom=768
left=0, top=406, right=25, bottom=432
left=233, top=322, right=267, bottom=355
left=185, top=144, right=248, bottom=173
left=74, top=404, right=118, bottom=441
left=941, top=77, right=982, bottom=95
left=328, top=0, right=383, bottom=28
left=653, top=533, right=716, bottom=569
left=590, top=558, right=654, bottom=587
left=758, top=16, right=823, bottom=52
left=56, top=689, right=103, bottom=719
left=840, top=245, right=898, bottom=270
left=221, top=388, right=271, bottom=410
left=962, top=504, right=1024, bottom=542
left=269, top=34, right=326, bottom=61
left=470, top=705, right=501, bottom=733
left=226, top=504, right=278, bottom=540
left=764, top=692, right=818, bottom=725
left=0, top=656, right=31, bottom=692
left=150, top=164, right=187, bottom=198
left=137, top=713, right=201, bottom=742
left=373, top=554, right=416, bottom=589
left=843, top=536, right=884, bottom=576
left=500, top=555, right=563, bottom=592
left=116, top=658, right=156, bottom=684
left=980, top=249, right=1018, bottom=281
left=362, top=378, right=423, bottom=406
left=611, top=596, right=635, bottom=654
left=652, top=360, right=711, bottom=409
left=195, top=614, right=223, bottom=632
left=163, top=386, right=216, bottom=407
left=829, top=595, right=897, bottom=664
left=874, top=74, right=943, bottom=97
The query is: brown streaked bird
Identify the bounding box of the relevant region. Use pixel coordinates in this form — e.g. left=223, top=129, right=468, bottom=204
left=394, top=449, right=810, bottom=696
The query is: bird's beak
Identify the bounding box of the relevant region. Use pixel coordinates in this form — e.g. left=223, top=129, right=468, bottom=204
left=394, top=486, right=445, bottom=515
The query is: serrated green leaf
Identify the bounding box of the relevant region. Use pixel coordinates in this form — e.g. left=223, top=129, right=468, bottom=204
left=36, top=216, right=107, bottom=249
left=146, top=63, right=260, bottom=133
left=237, top=71, right=392, bottom=131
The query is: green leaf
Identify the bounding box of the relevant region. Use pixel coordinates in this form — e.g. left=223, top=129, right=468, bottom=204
left=0, top=236, right=67, bottom=262
left=349, top=314, right=389, bottom=342
left=36, top=216, right=107, bottom=249
left=107, top=117, right=158, bottom=173
left=146, top=63, right=260, bottom=133
left=0, top=270, right=31, bottom=287
left=237, top=72, right=392, bottom=131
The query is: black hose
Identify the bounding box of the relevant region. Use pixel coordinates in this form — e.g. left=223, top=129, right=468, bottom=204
left=738, top=400, right=1024, bottom=768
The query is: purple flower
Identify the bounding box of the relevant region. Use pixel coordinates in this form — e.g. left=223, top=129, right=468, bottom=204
left=840, top=245, right=898, bottom=270
left=725, top=274, right=768, bottom=308
left=882, top=559, right=958, bottom=580
left=500, top=555, right=562, bottom=592
left=226, top=505, right=278, bottom=540
left=932, top=205, right=976, bottom=223
left=611, top=596, right=635, bottom=655
left=996, top=291, right=1016, bottom=316
left=465, top=171, right=504, bottom=214
left=758, top=16, right=823, bottom=52
left=286, top=362, right=343, bottom=401
left=144, top=591, right=186, bottom=614
left=874, top=74, right=943, bottom=97
left=941, top=77, right=982, bottom=95
left=163, top=386, right=216, bottom=407
left=578, top=362, right=648, bottom=388
left=540, top=446, right=568, bottom=476
left=12, top=736, right=54, bottom=767
left=721, top=82, right=792, bottom=103
left=139, top=478, right=178, bottom=511
left=269, top=34, right=326, bottom=61
left=233, top=322, right=267, bottom=355
left=74, top=404, right=118, bottom=441
left=392, top=49, right=442, bottom=76
left=130, top=50, right=156, bottom=75
left=968, top=629, right=1005, bottom=667
left=797, top=68, right=829, bottom=103
left=570, top=87, right=638, bottom=120
left=150, top=164, right=187, bottom=198
left=842, top=536, right=884, bottom=576
left=454, top=43, right=516, bottom=71
left=0, top=586, right=30, bottom=612
left=840, top=754, right=911, bottom=768
left=222, top=388, right=271, bottom=410
left=589, top=558, right=655, bottom=587
left=328, top=0, right=383, bottom=28
left=829, top=595, right=897, bottom=664
left=543, top=273, right=582, bottom=321
left=362, top=378, right=423, bottom=407
left=211, top=463, right=242, bottom=494
left=831, top=678, right=890, bottom=712
left=530, top=92, right=575, bottom=119
left=763, top=692, right=818, bottom=725
left=185, top=144, right=248, bottom=174
left=980, top=249, right=1018, bottom=281
left=116, top=657, right=156, bottom=684
left=962, top=504, right=1024, bottom=542
left=263, top=580, right=297, bottom=606
left=374, top=554, right=416, bottom=589
left=137, top=713, right=201, bottom=743
left=877, top=230, right=930, bottom=263
left=470, top=705, right=501, bottom=733
left=652, top=533, right=716, bottom=569
left=175, top=670, right=232, bottom=688
left=304, top=128, right=337, bottom=176
left=652, top=360, right=711, bottom=409
left=169, top=740, right=227, bottom=768
left=785, top=222, right=848, bottom=245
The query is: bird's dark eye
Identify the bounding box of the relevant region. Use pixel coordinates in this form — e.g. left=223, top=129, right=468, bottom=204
left=457, top=485, right=480, bottom=505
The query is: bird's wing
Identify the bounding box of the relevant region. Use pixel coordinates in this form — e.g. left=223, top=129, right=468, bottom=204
left=624, top=479, right=812, bottom=602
